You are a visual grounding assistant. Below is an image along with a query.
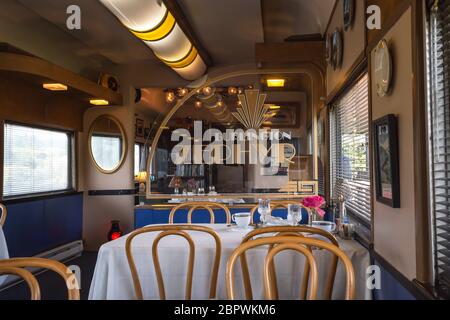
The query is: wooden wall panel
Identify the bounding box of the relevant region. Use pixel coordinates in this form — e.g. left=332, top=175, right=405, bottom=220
left=0, top=75, right=87, bottom=131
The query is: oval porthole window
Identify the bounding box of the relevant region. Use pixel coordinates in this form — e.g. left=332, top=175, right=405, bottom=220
left=89, top=115, right=127, bottom=174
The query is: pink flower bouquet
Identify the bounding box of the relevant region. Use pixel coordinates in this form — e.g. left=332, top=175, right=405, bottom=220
left=301, top=196, right=326, bottom=218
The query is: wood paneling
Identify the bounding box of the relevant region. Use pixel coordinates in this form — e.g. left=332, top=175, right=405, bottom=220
left=0, top=53, right=123, bottom=106
left=255, top=42, right=326, bottom=73
left=366, top=0, right=411, bottom=51
left=0, top=75, right=87, bottom=131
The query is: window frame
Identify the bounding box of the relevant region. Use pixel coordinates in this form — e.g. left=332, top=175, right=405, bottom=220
left=426, top=0, right=450, bottom=298
left=1, top=121, right=76, bottom=201
left=329, top=70, right=373, bottom=231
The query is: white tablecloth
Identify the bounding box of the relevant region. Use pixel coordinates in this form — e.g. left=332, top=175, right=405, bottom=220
left=89, top=224, right=371, bottom=300
left=0, top=226, right=10, bottom=286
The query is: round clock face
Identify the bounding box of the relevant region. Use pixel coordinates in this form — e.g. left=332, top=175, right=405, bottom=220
left=374, top=39, right=392, bottom=97
left=343, top=0, right=355, bottom=31
left=331, top=29, right=343, bottom=70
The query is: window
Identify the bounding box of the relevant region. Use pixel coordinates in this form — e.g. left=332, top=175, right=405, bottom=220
left=330, top=73, right=371, bottom=225
left=427, top=1, right=450, bottom=298
left=91, top=135, right=122, bottom=172
left=134, top=143, right=141, bottom=177
left=3, top=123, right=73, bottom=198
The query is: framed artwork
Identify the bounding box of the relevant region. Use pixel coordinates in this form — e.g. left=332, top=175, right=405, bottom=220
left=135, top=118, right=144, bottom=138
left=373, top=114, right=400, bottom=208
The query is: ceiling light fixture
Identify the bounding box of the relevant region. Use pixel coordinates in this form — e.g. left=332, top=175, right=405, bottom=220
left=100, top=0, right=207, bottom=80
left=195, top=101, right=202, bottom=109
left=90, top=99, right=109, bottom=106
left=177, top=88, right=188, bottom=97
left=43, top=83, right=68, bottom=91
left=166, top=91, right=176, bottom=103
left=267, top=79, right=285, bottom=88
left=269, top=105, right=281, bottom=110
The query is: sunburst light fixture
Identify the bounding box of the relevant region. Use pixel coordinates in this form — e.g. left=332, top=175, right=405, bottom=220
left=100, top=0, right=207, bottom=80
left=232, top=90, right=269, bottom=129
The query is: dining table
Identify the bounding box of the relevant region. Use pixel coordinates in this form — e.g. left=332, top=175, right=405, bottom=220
left=0, top=225, right=10, bottom=286
left=89, top=224, right=371, bottom=300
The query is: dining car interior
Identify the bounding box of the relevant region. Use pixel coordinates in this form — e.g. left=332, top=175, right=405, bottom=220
left=0, top=0, right=449, bottom=310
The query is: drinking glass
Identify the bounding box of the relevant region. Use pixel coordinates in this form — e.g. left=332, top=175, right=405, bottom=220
left=258, top=199, right=271, bottom=225
left=288, top=204, right=302, bottom=226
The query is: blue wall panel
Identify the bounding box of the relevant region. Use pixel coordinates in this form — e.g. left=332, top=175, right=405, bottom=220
left=3, top=193, right=83, bottom=257
left=134, top=207, right=313, bottom=229
left=373, top=261, right=416, bottom=300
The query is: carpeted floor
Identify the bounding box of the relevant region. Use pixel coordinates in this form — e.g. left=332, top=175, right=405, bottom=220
left=0, top=251, right=98, bottom=300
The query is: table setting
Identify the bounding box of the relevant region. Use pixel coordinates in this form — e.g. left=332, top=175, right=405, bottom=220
left=89, top=198, right=370, bottom=300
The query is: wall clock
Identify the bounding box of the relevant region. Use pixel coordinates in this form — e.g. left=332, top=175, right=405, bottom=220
left=343, top=0, right=355, bottom=31
left=331, top=29, right=343, bottom=70
left=374, top=39, right=392, bottom=97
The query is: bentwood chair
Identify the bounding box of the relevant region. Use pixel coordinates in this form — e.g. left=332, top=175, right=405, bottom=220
left=226, top=236, right=355, bottom=300
left=0, top=203, right=7, bottom=227
left=125, top=225, right=222, bottom=300
left=168, top=201, right=231, bottom=224
left=239, top=226, right=339, bottom=300
left=249, top=200, right=312, bottom=224
left=0, top=257, right=80, bottom=300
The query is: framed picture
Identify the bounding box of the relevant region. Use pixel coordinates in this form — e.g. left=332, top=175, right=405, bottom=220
left=373, top=114, right=400, bottom=208
left=135, top=118, right=144, bottom=138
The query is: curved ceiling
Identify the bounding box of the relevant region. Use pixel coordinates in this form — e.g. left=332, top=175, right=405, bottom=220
left=8, top=0, right=335, bottom=85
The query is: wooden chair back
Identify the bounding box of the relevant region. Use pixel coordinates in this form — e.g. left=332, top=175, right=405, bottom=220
left=226, top=236, right=355, bottom=300
left=249, top=200, right=312, bottom=224
left=239, top=226, right=339, bottom=300
left=169, top=201, right=231, bottom=224
left=0, top=203, right=7, bottom=227
left=125, top=225, right=222, bottom=300
left=0, top=257, right=80, bottom=300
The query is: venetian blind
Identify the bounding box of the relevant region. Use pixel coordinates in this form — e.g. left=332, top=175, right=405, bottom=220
left=330, top=73, right=371, bottom=224
left=428, top=0, right=450, bottom=297
left=3, top=123, right=71, bottom=198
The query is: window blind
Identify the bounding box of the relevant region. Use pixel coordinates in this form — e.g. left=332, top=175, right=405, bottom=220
left=330, top=73, right=371, bottom=224
left=428, top=0, right=450, bottom=297
left=3, top=123, right=72, bottom=198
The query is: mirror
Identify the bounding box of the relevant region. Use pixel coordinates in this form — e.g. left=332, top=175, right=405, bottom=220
left=89, top=115, right=127, bottom=174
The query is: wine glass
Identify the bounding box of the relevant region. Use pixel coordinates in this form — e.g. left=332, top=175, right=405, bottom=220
left=288, top=204, right=302, bottom=226
left=258, top=199, right=271, bottom=225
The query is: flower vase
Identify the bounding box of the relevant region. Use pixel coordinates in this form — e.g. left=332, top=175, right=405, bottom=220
left=308, top=208, right=324, bottom=226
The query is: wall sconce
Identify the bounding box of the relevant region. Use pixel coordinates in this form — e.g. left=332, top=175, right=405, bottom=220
left=100, top=0, right=207, bottom=80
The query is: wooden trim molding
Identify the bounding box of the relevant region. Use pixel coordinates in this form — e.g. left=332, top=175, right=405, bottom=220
left=371, top=250, right=436, bottom=300
left=145, top=65, right=326, bottom=198
left=366, top=0, right=412, bottom=54
left=326, top=53, right=367, bottom=105
left=0, top=52, right=123, bottom=106
left=411, top=0, right=432, bottom=286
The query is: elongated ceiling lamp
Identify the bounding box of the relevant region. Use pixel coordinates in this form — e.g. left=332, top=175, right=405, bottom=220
left=100, top=0, right=207, bottom=80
